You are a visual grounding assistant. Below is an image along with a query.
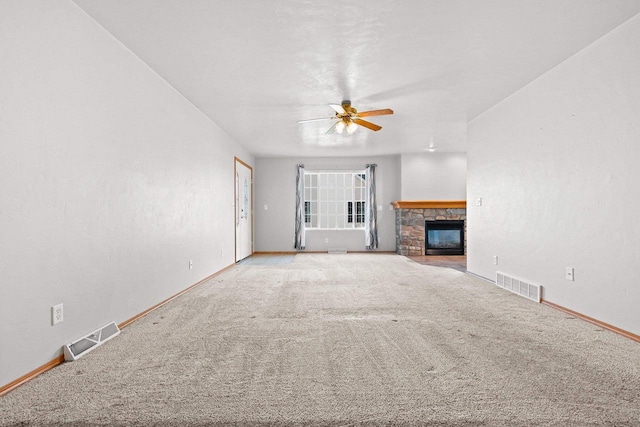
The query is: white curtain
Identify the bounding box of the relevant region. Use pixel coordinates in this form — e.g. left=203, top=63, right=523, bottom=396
left=365, top=164, right=378, bottom=249
left=294, top=164, right=305, bottom=250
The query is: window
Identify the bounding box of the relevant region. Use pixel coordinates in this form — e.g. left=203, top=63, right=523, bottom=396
left=347, top=201, right=365, bottom=223
left=304, top=201, right=311, bottom=224
left=304, top=171, right=366, bottom=229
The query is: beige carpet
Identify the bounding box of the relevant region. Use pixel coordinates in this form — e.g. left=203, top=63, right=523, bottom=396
left=1, top=254, right=639, bottom=426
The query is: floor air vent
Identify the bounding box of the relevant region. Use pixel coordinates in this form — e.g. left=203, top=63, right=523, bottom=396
left=496, top=272, right=542, bottom=303
left=328, top=248, right=347, bottom=254
left=63, top=322, right=120, bottom=361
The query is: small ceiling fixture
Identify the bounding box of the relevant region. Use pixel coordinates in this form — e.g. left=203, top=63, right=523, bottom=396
left=335, top=118, right=358, bottom=134
left=298, top=100, right=394, bottom=135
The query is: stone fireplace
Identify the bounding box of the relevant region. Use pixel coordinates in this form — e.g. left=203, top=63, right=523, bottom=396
left=392, top=200, right=467, bottom=256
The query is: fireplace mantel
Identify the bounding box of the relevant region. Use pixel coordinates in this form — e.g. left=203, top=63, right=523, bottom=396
left=391, top=200, right=466, bottom=209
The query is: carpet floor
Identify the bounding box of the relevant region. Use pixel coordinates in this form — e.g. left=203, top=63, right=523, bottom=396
left=1, top=254, right=639, bottom=426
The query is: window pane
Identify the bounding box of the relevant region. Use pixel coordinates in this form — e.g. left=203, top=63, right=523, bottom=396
left=357, top=201, right=365, bottom=223
left=304, top=201, right=311, bottom=223
left=345, top=176, right=353, bottom=189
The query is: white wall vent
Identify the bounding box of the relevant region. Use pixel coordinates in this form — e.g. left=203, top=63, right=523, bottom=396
left=328, top=248, right=347, bottom=254
left=495, top=272, right=542, bottom=303
left=63, top=322, right=120, bottom=361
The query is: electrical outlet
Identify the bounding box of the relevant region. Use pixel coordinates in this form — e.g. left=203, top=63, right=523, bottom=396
left=566, top=267, right=574, bottom=281
left=325, top=237, right=329, bottom=243
left=52, top=304, right=63, bottom=325
left=476, top=197, right=482, bottom=206
left=220, top=249, right=223, bottom=257
left=189, top=260, right=193, bottom=270
left=493, top=255, right=498, bottom=265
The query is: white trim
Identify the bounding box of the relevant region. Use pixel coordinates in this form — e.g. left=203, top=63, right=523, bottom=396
left=305, top=169, right=366, bottom=174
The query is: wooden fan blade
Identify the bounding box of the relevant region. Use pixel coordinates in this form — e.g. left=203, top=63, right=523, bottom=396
left=329, top=104, right=346, bottom=114
left=357, top=108, right=394, bottom=117
left=297, top=117, right=335, bottom=123
left=325, top=121, right=339, bottom=134
left=354, top=118, right=382, bottom=131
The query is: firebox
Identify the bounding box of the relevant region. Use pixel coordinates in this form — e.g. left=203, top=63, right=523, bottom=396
left=425, top=220, right=465, bottom=255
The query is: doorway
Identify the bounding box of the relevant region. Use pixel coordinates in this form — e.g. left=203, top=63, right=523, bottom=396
left=234, top=157, right=253, bottom=262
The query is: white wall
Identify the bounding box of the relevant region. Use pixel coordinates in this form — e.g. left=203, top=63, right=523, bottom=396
left=400, top=152, right=467, bottom=200
left=255, top=156, right=400, bottom=252
left=467, top=14, right=640, bottom=335
left=0, top=1, right=253, bottom=387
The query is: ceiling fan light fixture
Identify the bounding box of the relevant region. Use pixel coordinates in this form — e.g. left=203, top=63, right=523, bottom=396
left=298, top=102, right=393, bottom=134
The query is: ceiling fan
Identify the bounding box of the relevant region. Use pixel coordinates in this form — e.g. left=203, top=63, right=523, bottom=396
left=298, top=100, right=394, bottom=134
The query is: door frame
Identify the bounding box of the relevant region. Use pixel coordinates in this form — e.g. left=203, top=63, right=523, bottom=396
left=234, top=157, right=253, bottom=262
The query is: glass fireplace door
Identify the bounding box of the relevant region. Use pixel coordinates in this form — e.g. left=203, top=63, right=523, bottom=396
left=425, top=220, right=464, bottom=255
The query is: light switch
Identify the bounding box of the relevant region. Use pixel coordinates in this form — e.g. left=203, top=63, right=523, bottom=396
left=566, top=267, right=574, bottom=281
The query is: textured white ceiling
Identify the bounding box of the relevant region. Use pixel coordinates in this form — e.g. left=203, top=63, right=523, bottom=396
left=73, top=0, right=640, bottom=157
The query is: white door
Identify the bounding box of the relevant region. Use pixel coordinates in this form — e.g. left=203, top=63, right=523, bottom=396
left=235, top=158, right=252, bottom=262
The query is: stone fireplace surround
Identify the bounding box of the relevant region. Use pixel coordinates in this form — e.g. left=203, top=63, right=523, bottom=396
left=392, top=200, right=467, bottom=256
